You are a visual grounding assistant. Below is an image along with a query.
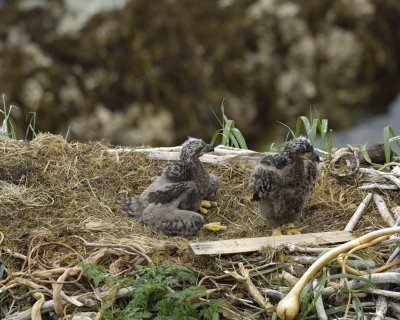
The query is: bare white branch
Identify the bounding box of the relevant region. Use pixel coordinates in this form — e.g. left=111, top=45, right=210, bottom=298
left=345, top=193, right=373, bottom=231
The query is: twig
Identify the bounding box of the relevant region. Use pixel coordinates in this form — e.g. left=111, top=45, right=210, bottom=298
left=321, top=272, right=400, bottom=297
left=387, top=215, right=400, bottom=263
left=285, top=244, right=329, bottom=254
left=388, top=301, right=400, bottom=314
left=345, top=193, right=373, bottom=231
left=367, top=288, right=400, bottom=299
left=358, top=167, right=400, bottom=177
left=225, top=262, right=274, bottom=311
left=279, top=271, right=298, bottom=287
left=1, top=248, right=27, bottom=261
left=372, top=295, right=388, bottom=320
left=290, top=255, right=376, bottom=269
left=358, top=183, right=399, bottom=190
left=312, top=280, right=327, bottom=320
left=384, top=175, right=400, bottom=189
left=373, top=194, right=396, bottom=226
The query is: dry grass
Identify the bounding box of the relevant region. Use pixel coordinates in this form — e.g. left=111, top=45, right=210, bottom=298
left=0, top=133, right=399, bottom=319
left=0, top=133, right=398, bottom=267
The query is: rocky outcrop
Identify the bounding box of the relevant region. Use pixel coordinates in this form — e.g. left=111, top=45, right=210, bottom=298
left=0, top=0, right=399, bottom=147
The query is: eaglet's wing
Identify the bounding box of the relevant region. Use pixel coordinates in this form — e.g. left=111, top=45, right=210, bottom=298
left=147, top=182, right=190, bottom=204
left=249, top=160, right=281, bottom=201
left=165, top=161, right=193, bottom=182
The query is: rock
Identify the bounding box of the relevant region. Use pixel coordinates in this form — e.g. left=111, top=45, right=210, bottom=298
left=0, top=0, right=399, bottom=147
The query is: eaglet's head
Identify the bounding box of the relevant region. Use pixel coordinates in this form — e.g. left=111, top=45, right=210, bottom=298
left=283, top=137, right=320, bottom=162
left=180, top=137, right=214, bottom=161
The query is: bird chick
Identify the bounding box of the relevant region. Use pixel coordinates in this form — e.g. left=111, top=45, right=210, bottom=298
left=249, top=137, right=320, bottom=236
left=123, top=137, right=219, bottom=237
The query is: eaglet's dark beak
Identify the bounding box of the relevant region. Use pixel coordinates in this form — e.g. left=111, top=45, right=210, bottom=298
left=204, top=144, right=215, bottom=153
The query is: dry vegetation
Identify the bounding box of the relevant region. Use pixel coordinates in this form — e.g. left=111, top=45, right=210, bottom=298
left=0, top=133, right=399, bottom=319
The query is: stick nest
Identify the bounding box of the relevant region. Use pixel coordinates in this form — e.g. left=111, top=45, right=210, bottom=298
left=0, top=133, right=399, bottom=319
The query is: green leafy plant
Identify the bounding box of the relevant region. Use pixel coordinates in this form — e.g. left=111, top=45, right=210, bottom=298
left=81, top=263, right=110, bottom=287
left=81, top=259, right=226, bottom=320
left=280, top=114, right=333, bottom=154
left=210, top=100, right=248, bottom=149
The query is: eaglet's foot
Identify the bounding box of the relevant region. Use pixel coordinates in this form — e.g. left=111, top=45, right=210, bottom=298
left=272, top=226, right=283, bottom=236
left=283, top=223, right=303, bottom=235
left=199, top=200, right=217, bottom=214
left=203, top=222, right=227, bottom=232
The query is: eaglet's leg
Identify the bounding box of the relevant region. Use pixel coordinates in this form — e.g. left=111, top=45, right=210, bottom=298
left=200, top=173, right=219, bottom=214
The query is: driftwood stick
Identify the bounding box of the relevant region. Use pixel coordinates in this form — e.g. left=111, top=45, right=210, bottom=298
left=285, top=244, right=328, bottom=254
left=279, top=271, right=298, bottom=286
left=372, top=295, right=388, bottom=320
left=358, top=167, right=400, bottom=177
left=345, top=193, right=373, bottom=231
left=373, top=194, right=396, bottom=227
left=387, top=216, right=400, bottom=263
left=384, top=175, right=400, bottom=189
left=321, top=272, right=400, bottom=297
left=312, top=280, right=328, bottom=320
left=290, top=255, right=376, bottom=269
left=367, top=288, right=400, bottom=299
left=1, top=248, right=27, bottom=261
left=225, top=263, right=274, bottom=311
left=358, top=183, right=398, bottom=190
left=388, top=301, right=400, bottom=314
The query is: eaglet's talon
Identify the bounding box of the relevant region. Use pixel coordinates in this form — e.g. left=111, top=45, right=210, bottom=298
left=199, top=200, right=216, bottom=215
left=272, top=226, right=283, bottom=236
left=203, top=222, right=227, bottom=232
left=199, top=207, right=209, bottom=214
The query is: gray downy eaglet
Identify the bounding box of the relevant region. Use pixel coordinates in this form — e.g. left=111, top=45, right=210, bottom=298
left=123, top=138, right=219, bottom=236
left=249, top=137, right=320, bottom=235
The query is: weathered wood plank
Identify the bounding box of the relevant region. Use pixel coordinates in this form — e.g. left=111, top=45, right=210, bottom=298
left=189, top=231, right=354, bottom=256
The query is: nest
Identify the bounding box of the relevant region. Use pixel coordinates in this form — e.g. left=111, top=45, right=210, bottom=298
left=0, top=133, right=399, bottom=319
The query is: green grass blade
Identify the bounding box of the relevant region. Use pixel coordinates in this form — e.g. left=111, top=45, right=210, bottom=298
left=228, top=132, right=239, bottom=148
left=294, top=117, right=302, bottom=138
left=383, top=126, right=391, bottom=163
left=309, top=119, right=319, bottom=144
left=231, top=128, right=248, bottom=149
left=388, top=126, right=400, bottom=146
left=300, top=116, right=311, bottom=134
left=319, top=119, right=328, bottom=150
left=327, top=130, right=333, bottom=154
left=210, top=129, right=223, bottom=146
left=277, top=120, right=296, bottom=139
left=361, top=144, right=373, bottom=164
left=222, top=119, right=233, bottom=146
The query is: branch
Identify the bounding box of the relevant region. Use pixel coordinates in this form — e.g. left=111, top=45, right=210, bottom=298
left=225, top=262, right=274, bottom=311
left=344, top=193, right=373, bottom=231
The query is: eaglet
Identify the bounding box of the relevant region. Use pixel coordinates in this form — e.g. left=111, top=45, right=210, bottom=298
left=249, top=137, right=320, bottom=236
left=123, top=138, right=220, bottom=237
